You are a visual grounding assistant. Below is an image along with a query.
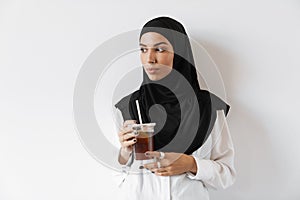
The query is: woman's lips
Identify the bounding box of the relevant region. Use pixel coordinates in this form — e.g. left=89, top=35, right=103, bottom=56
left=146, top=68, right=159, bottom=74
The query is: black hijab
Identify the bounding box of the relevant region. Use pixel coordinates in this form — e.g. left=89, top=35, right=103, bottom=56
left=115, top=16, right=230, bottom=155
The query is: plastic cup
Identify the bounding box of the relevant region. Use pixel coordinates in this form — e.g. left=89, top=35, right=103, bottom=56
left=132, top=123, right=156, bottom=160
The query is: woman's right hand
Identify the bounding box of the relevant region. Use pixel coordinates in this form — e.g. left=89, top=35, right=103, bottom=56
left=118, top=120, right=137, bottom=154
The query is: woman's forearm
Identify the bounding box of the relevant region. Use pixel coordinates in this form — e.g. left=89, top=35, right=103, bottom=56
left=185, top=154, right=197, bottom=174
left=118, top=147, right=132, bottom=165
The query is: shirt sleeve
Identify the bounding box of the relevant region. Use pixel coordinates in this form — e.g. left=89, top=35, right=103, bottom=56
left=186, top=110, right=236, bottom=190
left=114, top=108, right=134, bottom=167
left=111, top=109, right=134, bottom=187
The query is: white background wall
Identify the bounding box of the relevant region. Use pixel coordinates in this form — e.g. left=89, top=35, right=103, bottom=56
left=1, top=0, right=300, bottom=199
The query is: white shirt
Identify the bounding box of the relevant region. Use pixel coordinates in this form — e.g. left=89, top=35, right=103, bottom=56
left=113, top=109, right=236, bottom=200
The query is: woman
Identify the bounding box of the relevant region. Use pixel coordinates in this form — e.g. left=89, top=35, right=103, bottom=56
left=114, top=16, right=236, bottom=200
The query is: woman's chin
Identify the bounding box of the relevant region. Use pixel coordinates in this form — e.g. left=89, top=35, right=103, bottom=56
left=147, top=72, right=171, bottom=81
left=148, top=75, right=163, bottom=81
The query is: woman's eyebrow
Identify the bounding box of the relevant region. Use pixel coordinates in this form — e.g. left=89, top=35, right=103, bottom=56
left=139, top=42, right=168, bottom=47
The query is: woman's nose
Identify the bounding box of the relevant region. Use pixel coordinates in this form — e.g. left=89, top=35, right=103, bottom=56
left=146, top=50, right=156, bottom=64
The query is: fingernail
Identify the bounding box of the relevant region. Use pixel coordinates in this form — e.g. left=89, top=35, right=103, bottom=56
left=133, top=131, right=139, bottom=136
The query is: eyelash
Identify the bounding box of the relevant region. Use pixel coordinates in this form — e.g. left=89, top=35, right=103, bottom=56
left=140, top=47, right=165, bottom=53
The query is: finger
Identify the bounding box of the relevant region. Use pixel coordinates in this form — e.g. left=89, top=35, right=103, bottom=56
left=118, top=128, right=134, bottom=137
left=119, top=133, right=136, bottom=142
left=148, top=166, right=170, bottom=176
left=155, top=166, right=172, bottom=173
left=155, top=171, right=171, bottom=176
left=143, top=162, right=156, bottom=170
left=143, top=162, right=162, bottom=170
left=123, top=120, right=137, bottom=128
left=121, top=138, right=137, bottom=147
left=151, top=167, right=166, bottom=174
left=144, top=151, right=161, bottom=159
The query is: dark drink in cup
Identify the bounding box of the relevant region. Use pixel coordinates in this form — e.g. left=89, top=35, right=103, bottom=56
left=135, top=131, right=153, bottom=160
left=132, top=123, right=156, bottom=160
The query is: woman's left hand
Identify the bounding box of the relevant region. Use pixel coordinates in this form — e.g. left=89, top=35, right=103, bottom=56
left=143, top=151, right=197, bottom=176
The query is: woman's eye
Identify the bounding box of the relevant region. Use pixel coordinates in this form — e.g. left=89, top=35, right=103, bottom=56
left=156, top=47, right=165, bottom=52
left=140, top=48, right=147, bottom=53
left=140, top=47, right=165, bottom=53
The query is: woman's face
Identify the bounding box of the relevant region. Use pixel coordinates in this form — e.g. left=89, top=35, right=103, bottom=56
left=140, top=32, right=174, bottom=81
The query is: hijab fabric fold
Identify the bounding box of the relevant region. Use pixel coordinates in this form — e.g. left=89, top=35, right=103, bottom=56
left=115, top=16, right=230, bottom=155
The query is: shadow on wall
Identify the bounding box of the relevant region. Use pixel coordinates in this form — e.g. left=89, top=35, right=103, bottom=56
left=192, top=38, right=284, bottom=200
